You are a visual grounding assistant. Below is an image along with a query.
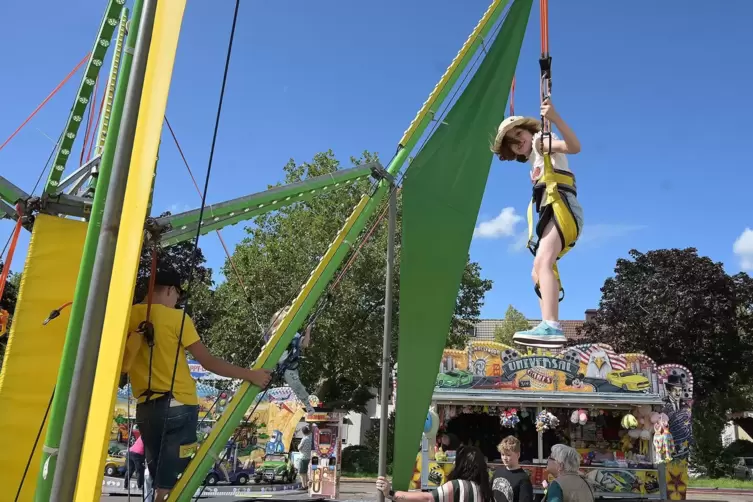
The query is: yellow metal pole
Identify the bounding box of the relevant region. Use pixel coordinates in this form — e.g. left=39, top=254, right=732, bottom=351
left=73, top=1, right=187, bottom=499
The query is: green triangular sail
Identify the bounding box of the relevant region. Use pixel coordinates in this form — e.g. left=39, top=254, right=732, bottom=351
left=393, top=0, right=533, bottom=489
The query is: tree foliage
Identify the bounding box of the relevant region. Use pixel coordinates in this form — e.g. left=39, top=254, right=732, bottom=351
left=579, top=248, right=753, bottom=399
left=0, top=268, right=19, bottom=315
left=202, top=150, right=493, bottom=411
left=578, top=248, right=753, bottom=475
left=364, top=410, right=395, bottom=466
left=0, top=268, right=20, bottom=371
left=494, top=305, right=530, bottom=346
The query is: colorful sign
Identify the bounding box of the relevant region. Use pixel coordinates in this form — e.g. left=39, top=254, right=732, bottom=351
left=436, top=342, right=691, bottom=398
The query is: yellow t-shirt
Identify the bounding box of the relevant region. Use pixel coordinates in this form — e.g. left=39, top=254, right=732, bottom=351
left=128, top=303, right=200, bottom=406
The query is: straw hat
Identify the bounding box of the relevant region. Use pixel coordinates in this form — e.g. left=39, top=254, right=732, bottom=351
left=492, top=116, right=540, bottom=155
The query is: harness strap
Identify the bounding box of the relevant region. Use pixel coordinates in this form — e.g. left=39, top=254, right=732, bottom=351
left=526, top=152, right=579, bottom=302
left=137, top=245, right=160, bottom=402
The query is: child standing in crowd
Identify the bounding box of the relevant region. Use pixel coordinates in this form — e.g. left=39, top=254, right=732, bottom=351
left=491, top=437, right=533, bottom=502
left=297, top=425, right=313, bottom=488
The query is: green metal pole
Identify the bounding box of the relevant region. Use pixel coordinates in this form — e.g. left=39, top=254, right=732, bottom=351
left=43, top=0, right=124, bottom=195
left=34, top=2, right=143, bottom=499
left=89, top=7, right=129, bottom=193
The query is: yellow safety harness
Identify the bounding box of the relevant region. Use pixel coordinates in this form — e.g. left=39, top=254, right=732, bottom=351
left=526, top=151, right=580, bottom=301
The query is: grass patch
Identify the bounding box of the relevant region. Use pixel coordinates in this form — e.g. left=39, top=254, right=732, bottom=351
left=689, top=477, right=753, bottom=489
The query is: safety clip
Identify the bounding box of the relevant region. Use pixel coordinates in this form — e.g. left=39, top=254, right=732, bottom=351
left=138, top=320, right=156, bottom=347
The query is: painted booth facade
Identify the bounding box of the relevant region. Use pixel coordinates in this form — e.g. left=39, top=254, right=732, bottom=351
left=414, top=341, right=693, bottom=500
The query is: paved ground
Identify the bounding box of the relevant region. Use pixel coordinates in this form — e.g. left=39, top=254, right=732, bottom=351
left=100, top=481, right=376, bottom=501
left=686, top=489, right=753, bottom=501
left=101, top=481, right=753, bottom=501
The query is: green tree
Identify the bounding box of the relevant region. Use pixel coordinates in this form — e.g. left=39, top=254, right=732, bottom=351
left=205, top=150, right=493, bottom=411
left=579, top=248, right=753, bottom=476
left=0, top=268, right=20, bottom=371
left=447, top=261, right=493, bottom=349
left=493, top=305, right=530, bottom=346
left=364, top=410, right=395, bottom=465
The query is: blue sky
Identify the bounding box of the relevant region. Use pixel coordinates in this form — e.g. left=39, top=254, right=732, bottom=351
left=1, top=0, right=752, bottom=322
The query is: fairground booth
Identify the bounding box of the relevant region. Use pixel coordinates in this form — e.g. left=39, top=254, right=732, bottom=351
left=411, top=341, right=693, bottom=500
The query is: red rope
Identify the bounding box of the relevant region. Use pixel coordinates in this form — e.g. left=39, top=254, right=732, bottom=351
left=145, top=246, right=158, bottom=322
left=80, top=78, right=98, bottom=164
left=163, top=116, right=250, bottom=295
left=86, top=80, right=107, bottom=162
left=510, top=75, right=516, bottom=116
left=0, top=53, right=90, bottom=154
left=540, top=0, right=549, bottom=55
left=0, top=205, right=24, bottom=301
left=331, top=187, right=400, bottom=291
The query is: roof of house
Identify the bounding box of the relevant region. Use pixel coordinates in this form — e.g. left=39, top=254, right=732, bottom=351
left=473, top=318, right=586, bottom=341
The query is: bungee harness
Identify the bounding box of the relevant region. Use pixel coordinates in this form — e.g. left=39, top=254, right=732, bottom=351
left=525, top=3, right=581, bottom=302
left=121, top=244, right=171, bottom=404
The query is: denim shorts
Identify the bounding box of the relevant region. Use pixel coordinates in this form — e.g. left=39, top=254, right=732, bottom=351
left=136, top=397, right=199, bottom=490
left=297, top=457, right=310, bottom=474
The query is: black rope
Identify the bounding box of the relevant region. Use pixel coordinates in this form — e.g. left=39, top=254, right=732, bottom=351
left=148, top=1, right=242, bottom=497
left=191, top=386, right=271, bottom=501
left=31, top=130, right=64, bottom=196
left=1, top=130, right=61, bottom=258
left=15, top=390, right=55, bottom=501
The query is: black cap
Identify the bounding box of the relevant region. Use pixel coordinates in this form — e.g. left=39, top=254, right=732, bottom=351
left=155, top=269, right=183, bottom=293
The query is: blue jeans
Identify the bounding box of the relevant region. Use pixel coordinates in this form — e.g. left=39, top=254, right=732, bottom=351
left=136, top=397, right=199, bottom=490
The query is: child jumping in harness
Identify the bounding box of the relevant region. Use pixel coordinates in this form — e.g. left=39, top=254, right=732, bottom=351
left=265, top=307, right=317, bottom=413
left=492, top=98, right=583, bottom=347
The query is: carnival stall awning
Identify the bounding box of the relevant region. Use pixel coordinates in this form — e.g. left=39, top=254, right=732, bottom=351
left=433, top=388, right=664, bottom=407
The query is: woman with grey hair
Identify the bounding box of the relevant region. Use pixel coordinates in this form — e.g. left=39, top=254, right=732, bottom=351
left=545, top=444, right=593, bottom=502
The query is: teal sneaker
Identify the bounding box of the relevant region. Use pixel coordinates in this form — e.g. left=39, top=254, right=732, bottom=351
left=513, top=321, right=567, bottom=347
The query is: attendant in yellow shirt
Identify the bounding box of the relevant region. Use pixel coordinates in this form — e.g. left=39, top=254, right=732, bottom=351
left=123, top=269, right=272, bottom=501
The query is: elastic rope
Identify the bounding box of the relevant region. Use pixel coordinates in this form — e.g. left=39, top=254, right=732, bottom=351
left=86, top=80, right=107, bottom=163
left=144, top=246, right=158, bottom=398
left=0, top=205, right=23, bottom=301
left=163, top=116, right=255, bottom=310
left=30, top=130, right=65, bottom=197
left=14, top=391, right=55, bottom=502
left=510, top=75, right=516, bottom=116
left=80, top=79, right=97, bottom=165
left=0, top=53, right=89, bottom=154
left=152, top=0, right=241, bottom=488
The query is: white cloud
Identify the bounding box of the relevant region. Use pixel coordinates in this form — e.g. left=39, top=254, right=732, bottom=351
left=733, top=228, right=753, bottom=271
left=474, top=207, right=522, bottom=239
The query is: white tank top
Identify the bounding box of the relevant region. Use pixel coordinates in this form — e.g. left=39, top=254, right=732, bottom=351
left=529, top=131, right=571, bottom=183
